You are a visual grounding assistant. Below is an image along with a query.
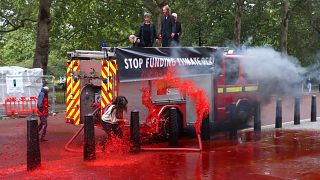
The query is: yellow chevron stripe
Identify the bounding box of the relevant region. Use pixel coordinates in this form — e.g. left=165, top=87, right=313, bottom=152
left=74, top=110, right=80, bottom=125
left=102, top=82, right=108, bottom=91
left=101, top=69, right=107, bottom=78
left=67, top=96, right=80, bottom=119
left=68, top=107, right=76, bottom=119
left=110, top=64, right=116, bottom=74
left=101, top=93, right=111, bottom=108
left=66, top=60, right=81, bottom=123
left=67, top=83, right=80, bottom=111
left=66, top=62, right=73, bottom=117
left=67, top=80, right=72, bottom=93
left=101, top=61, right=108, bottom=109
left=108, top=92, right=112, bottom=100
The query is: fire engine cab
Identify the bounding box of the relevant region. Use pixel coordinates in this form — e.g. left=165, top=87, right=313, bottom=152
left=65, top=47, right=258, bottom=136
left=215, top=50, right=258, bottom=126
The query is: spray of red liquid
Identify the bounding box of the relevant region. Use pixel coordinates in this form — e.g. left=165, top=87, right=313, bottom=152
left=141, top=68, right=209, bottom=135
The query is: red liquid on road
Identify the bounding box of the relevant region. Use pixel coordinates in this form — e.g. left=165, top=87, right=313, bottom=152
left=3, top=129, right=320, bottom=179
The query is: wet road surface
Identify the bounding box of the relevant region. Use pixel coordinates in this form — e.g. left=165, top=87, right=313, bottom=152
left=2, top=92, right=320, bottom=179
left=2, top=113, right=320, bottom=179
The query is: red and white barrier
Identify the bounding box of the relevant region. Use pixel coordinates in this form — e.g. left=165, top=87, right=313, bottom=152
left=3, top=96, right=37, bottom=115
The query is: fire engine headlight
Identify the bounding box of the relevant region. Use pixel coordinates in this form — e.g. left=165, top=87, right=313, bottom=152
left=103, top=78, right=108, bottom=83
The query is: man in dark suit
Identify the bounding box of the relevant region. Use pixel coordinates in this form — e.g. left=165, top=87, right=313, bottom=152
left=160, top=5, right=175, bottom=47
left=172, top=13, right=182, bottom=46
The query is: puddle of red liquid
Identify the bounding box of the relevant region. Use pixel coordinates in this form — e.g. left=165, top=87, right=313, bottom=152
left=3, top=130, right=320, bottom=179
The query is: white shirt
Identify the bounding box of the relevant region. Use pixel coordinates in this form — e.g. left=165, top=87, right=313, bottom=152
left=101, top=105, right=118, bottom=124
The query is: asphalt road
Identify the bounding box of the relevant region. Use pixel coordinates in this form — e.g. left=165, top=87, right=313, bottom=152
left=1, top=92, right=320, bottom=179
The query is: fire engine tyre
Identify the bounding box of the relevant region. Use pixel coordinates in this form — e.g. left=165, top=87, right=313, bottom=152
left=159, top=109, right=183, bottom=139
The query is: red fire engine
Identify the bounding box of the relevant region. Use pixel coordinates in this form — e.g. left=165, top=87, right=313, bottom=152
left=65, top=47, right=258, bottom=136
left=215, top=51, right=258, bottom=126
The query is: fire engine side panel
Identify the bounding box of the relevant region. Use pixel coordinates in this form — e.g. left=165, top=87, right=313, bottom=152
left=185, top=75, right=214, bottom=126
left=118, top=81, right=149, bottom=122
left=118, top=76, right=214, bottom=125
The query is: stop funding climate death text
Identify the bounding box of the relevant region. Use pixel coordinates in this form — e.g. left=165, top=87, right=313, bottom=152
left=124, top=57, right=214, bottom=70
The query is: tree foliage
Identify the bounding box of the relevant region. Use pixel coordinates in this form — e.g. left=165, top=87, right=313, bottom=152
left=0, top=0, right=319, bottom=76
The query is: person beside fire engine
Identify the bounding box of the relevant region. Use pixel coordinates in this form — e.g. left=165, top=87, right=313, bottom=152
left=307, top=77, right=312, bottom=93
left=137, top=12, right=158, bottom=47
left=171, top=13, right=182, bottom=46
left=160, top=5, right=176, bottom=47
left=101, top=96, right=128, bottom=141
left=129, top=35, right=141, bottom=47
left=37, top=86, right=49, bottom=142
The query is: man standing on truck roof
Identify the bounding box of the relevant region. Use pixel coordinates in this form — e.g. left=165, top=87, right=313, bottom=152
left=137, top=12, right=158, bottom=47
left=129, top=35, right=141, bottom=47
left=171, top=13, right=182, bottom=46
left=160, top=5, right=176, bottom=47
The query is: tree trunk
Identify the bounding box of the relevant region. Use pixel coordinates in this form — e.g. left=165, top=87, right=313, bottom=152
left=280, top=0, right=289, bottom=54
left=33, top=0, right=51, bottom=75
left=234, top=0, right=244, bottom=48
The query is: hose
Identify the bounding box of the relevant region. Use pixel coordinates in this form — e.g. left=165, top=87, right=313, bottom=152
left=64, top=107, right=103, bottom=153
left=64, top=125, right=84, bottom=153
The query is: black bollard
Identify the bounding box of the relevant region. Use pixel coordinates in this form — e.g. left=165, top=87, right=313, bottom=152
left=275, top=98, right=282, bottom=128
left=228, top=104, right=237, bottom=139
left=84, top=114, right=96, bottom=161
left=201, top=115, right=210, bottom=140
left=311, top=95, right=317, bottom=122
left=294, top=97, right=300, bottom=125
left=130, top=110, right=140, bottom=153
left=27, top=117, right=41, bottom=171
left=169, top=107, right=179, bottom=147
left=254, top=101, right=261, bottom=132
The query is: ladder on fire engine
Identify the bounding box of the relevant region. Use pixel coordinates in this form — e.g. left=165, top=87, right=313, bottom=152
left=68, top=50, right=115, bottom=59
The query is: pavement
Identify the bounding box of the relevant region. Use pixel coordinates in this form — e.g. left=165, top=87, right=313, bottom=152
left=2, top=93, right=320, bottom=179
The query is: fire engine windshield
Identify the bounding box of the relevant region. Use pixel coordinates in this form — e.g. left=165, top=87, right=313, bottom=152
left=224, top=58, right=240, bottom=85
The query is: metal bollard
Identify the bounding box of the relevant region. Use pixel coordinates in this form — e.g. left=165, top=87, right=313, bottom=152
left=169, top=107, right=179, bottom=147
left=201, top=115, right=210, bottom=140
left=130, top=110, right=140, bottom=153
left=294, top=97, right=300, bottom=125
left=228, top=104, right=237, bottom=139
left=27, top=117, right=41, bottom=171
left=84, top=114, right=96, bottom=161
left=311, top=95, right=317, bottom=122
left=275, top=98, right=282, bottom=128
left=254, top=101, right=261, bottom=132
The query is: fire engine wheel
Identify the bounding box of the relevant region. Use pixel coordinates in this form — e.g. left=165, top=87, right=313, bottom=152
left=158, top=109, right=183, bottom=139
left=236, top=102, right=253, bottom=127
